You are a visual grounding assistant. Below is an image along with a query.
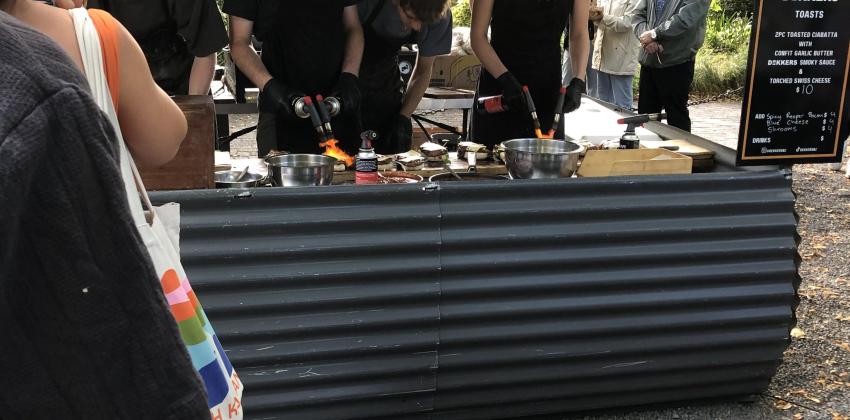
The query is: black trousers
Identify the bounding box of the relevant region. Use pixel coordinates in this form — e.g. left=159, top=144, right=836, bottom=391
left=638, top=60, right=695, bottom=132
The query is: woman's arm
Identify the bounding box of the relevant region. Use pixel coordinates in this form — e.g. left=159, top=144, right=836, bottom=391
left=470, top=0, right=507, bottom=79
left=340, top=4, right=364, bottom=76
left=569, top=0, right=590, bottom=81
left=115, top=23, right=188, bottom=167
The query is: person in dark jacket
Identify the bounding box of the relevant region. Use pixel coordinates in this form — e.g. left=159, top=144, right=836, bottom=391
left=630, top=0, right=709, bottom=131
left=86, top=0, right=229, bottom=95
left=0, top=10, right=208, bottom=418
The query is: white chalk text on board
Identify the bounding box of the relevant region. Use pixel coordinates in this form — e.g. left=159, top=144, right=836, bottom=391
left=737, top=0, right=849, bottom=166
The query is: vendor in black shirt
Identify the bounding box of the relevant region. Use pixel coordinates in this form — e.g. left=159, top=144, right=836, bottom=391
left=470, top=0, right=589, bottom=147
left=224, top=1, right=364, bottom=157
left=86, top=0, right=228, bottom=95
left=357, top=0, right=453, bottom=154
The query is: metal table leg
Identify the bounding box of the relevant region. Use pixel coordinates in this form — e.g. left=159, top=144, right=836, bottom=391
left=461, top=109, right=469, bottom=141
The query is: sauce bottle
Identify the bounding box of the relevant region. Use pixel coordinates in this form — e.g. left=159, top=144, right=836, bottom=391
left=477, top=95, right=510, bottom=114
left=355, top=131, right=379, bottom=185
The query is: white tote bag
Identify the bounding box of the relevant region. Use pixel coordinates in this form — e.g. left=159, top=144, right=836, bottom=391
left=70, top=9, right=243, bottom=419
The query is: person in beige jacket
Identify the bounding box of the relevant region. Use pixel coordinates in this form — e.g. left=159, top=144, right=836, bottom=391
left=590, top=0, right=640, bottom=109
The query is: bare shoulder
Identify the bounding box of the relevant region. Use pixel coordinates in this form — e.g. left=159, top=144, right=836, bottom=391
left=21, top=3, right=85, bottom=70
left=111, top=18, right=147, bottom=65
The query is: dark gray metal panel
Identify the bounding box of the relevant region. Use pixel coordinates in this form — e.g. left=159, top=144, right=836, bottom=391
left=154, top=185, right=443, bottom=420
left=433, top=171, right=799, bottom=418
left=150, top=170, right=799, bottom=420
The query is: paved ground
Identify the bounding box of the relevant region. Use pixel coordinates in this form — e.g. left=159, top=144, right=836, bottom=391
left=227, top=114, right=261, bottom=159
left=225, top=101, right=850, bottom=420
left=688, top=101, right=743, bottom=150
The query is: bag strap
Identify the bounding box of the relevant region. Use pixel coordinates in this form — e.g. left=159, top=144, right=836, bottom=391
left=87, top=9, right=121, bottom=114
left=70, top=8, right=156, bottom=227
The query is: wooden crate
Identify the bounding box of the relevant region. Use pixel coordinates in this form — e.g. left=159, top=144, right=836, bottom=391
left=138, top=95, right=215, bottom=190
left=578, top=148, right=692, bottom=177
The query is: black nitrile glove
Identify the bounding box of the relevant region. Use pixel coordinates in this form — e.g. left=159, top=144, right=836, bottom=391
left=331, top=72, right=362, bottom=117
left=562, top=77, right=586, bottom=114
left=259, top=78, right=303, bottom=120
left=385, top=114, right=413, bottom=153
left=496, top=71, right=525, bottom=112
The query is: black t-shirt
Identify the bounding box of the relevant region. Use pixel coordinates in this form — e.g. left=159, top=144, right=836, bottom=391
left=88, top=0, right=229, bottom=95
left=223, top=0, right=357, bottom=94
left=223, top=0, right=357, bottom=41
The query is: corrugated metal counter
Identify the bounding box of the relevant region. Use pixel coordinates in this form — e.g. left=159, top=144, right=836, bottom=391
left=151, top=156, right=800, bottom=419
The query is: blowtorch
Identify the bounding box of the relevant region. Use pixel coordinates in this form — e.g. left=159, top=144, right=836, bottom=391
left=616, top=113, right=666, bottom=149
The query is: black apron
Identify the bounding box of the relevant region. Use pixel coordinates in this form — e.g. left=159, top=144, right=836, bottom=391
left=470, top=0, right=572, bottom=147
left=359, top=0, right=416, bottom=154
left=260, top=1, right=360, bottom=155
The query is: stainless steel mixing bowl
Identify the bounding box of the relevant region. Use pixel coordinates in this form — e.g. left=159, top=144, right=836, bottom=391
left=264, top=154, right=336, bottom=187
left=214, top=170, right=264, bottom=188
left=502, top=138, right=582, bottom=179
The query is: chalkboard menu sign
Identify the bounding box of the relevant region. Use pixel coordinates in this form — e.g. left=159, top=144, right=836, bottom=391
left=737, top=0, right=850, bottom=166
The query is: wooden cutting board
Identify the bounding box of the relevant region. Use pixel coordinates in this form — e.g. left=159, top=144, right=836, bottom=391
left=660, top=140, right=715, bottom=159
left=641, top=139, right=714, bottom=158
left=641, top=139, right=714, bottom=172
left=578, top=148, right=693, bottom=177
left=661, top=140, right=714, bottom=172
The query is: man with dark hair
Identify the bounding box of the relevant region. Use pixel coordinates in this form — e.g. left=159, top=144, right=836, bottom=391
left=398, top=0, right=450, bottom=23
left=358, top=0, right=453, bottom=153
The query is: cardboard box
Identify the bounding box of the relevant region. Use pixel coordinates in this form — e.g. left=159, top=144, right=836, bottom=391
left=578, top=148, right=693, bottom=177
left=430, top=54, right=482, bottom=90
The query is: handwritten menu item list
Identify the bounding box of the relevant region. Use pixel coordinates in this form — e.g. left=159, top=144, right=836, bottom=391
left=737, top=0, right=849, bottom=165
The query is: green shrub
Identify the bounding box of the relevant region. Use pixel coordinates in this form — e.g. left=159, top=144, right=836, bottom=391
left=691, top=48, right=749, bottom=95
left=717, top=0, right=753, bottom=17
left=705, top=0, right=752, bottom=53
left=632, top=48, right=748, bottom=98
left=452, top=0, right=472, bottom=27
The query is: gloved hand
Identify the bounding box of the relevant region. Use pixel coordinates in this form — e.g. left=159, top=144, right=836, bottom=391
left=562, top=77, right=586, bottom=114
left=331, top=72, right=361, bottom=117
left=496, top=71, right=525, bottom=112
left=259, top=78, right=303, bottom=120
left=385, top=114, right=413, bottom=153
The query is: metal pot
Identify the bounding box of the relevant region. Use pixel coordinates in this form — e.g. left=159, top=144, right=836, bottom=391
left=264, top=154, right=336, bottom=187
left=215, top=170, right=263, bottom=188
left=502, top=138, right=582, bottom=179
